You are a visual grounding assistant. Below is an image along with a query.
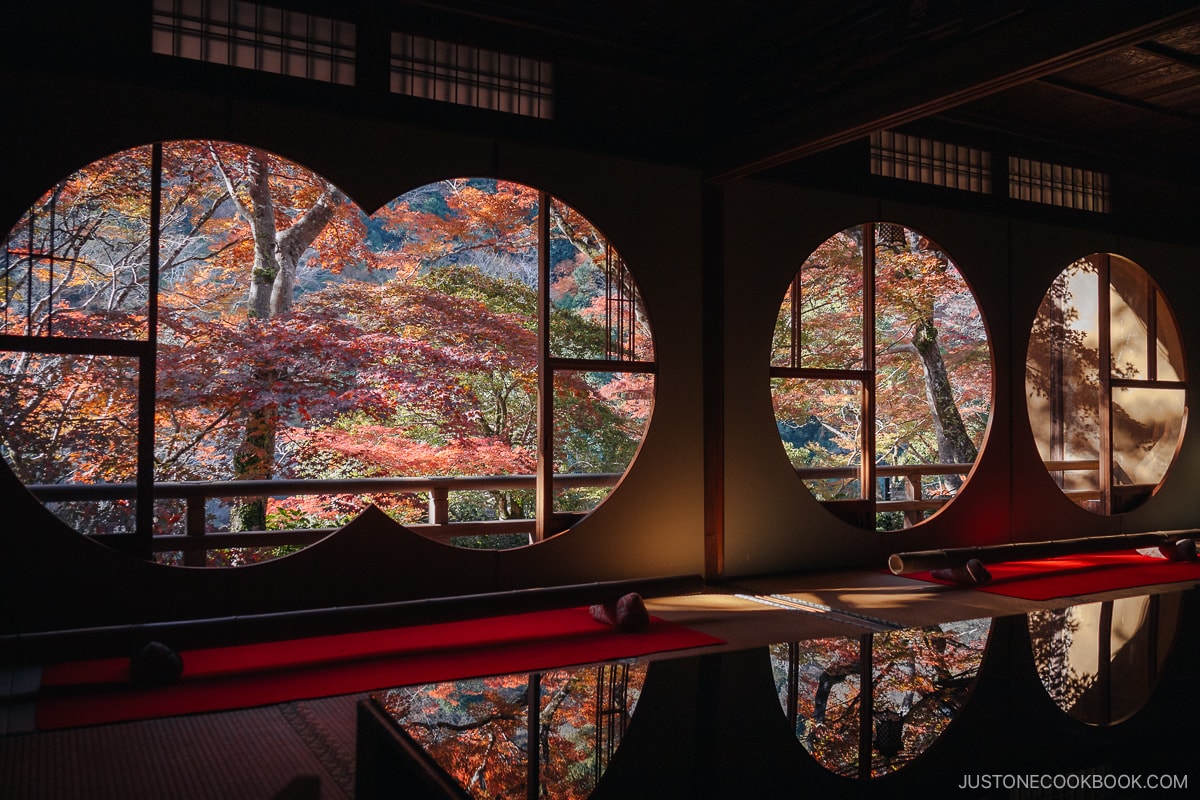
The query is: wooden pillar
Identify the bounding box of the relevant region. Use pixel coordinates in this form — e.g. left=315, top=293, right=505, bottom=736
left=702, top=184, right=725, bottom=580
left=183, top=492, right=206, bottom=567
left=427, top=486, right=449, bottom=525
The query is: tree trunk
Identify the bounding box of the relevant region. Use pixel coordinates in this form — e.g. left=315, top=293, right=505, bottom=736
left=912, top=316, right=977, bottom=483
left=226, top=147, right=344, bottom=531
left=881, top=220, right=977, bottom=482
left=492, top=490, right=524, bottom=520
left=231, top=401, right=278, bottom=531
left=244, top=149, right=281, bottom=321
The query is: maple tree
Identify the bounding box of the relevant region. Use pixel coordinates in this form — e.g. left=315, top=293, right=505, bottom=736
left=1, top=148, right=654, bottom=558
left=2, top=146, right=157, bottom=533
left=1, top=142, right=378, bottom=541
left=276, top=179, right=654, bottom=537
left=771, top=223, right=992, bottom=529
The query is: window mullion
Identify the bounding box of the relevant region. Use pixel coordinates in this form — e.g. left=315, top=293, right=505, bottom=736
left=47, top=192, right=56, bottom=336
left=857, top=632, right=874, bottom=779
left=135, top=143, right=163, bottom=556
left=861, top=224, right=877, bottom=505
left=790, top=272, right=802, bottom=369
left=1097, top=253, right=1113, bottom=513
left=1146, top=280, right=1158, bottom=381
left=26, top=200, right=35, bottom=336
left=534, top=191, right=553, bottom=542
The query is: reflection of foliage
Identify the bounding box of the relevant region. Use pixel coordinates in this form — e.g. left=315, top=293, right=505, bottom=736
left=390, top=676, right=530, bottom=799
left=381, top=663, right=645, bottom=799
left=771, top=619, right=990, bottom=778
left=1028, top=607, right=1096, bottom=712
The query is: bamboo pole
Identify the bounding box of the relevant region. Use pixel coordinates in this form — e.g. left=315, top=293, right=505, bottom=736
left=888, top=529, right=1200, bottom=575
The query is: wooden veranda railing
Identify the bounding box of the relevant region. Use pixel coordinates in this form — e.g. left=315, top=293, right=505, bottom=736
left=797, top=459, right=1109, bottom=526
left=26, top=458, right=1132, bottom=561
left=28, top=473, right=621, bottom=564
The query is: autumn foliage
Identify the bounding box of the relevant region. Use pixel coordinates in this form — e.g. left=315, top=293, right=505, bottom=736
left=0, top=142, right=655, bottom=557
left=771, top=224, right=992, bottom=529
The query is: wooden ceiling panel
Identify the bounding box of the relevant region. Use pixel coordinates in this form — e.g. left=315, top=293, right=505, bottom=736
left=1152, top=21, right=1200, bottom=55
left=1094, top=56, right=1200, bottom=100
left=952, top=80, right=1194, bottom=162
left=700, top=1, right=1200, bottom=181
left=1139, top=82, right=1200, bottom=114
left=1053, top=48, right=1165, bottom=86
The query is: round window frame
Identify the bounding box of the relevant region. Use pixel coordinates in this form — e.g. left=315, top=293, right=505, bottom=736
left=769, top=221, right=995, bottom=532
left=0, top=144, right=658, bottom=564
left=1025, top=252, right=1187, bottom=516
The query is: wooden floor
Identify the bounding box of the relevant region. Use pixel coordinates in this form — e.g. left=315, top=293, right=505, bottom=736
left=2, top=569, right=1197, bottom=800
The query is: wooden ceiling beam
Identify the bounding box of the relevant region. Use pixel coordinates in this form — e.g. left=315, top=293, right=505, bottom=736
left=705, top=1, right=1200, bottom=183
left=1137, top=40, right=1200, bottom=70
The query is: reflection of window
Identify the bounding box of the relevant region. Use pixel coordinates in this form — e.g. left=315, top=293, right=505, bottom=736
left=1, top=143, right=654, bottom=565
left=770, top=223, right=992, bottom=531
left=376, top=663, right=645, bottom=796
left=1026, top=254, right=1187, bottom=514
left=770, top=620, right=990, bottom=778
left=1029, top=593, right=1181, bottom=726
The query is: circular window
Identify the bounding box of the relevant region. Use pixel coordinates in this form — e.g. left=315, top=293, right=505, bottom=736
left=770, top=223, right=993, bottom=530
left=1028, top=592, right=1182, bottom=725
left=1025, top=254, right=1186, bottom=514
left=1, top=142, right=654, bottom=565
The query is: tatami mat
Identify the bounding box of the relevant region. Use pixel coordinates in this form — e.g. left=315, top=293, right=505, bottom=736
left=0, top=693, right=364, bottom=800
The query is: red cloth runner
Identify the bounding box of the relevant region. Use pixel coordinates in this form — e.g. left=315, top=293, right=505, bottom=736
left=905, top=550, right=1200, bottom=600
left=35, top=606, right=723, bottom=730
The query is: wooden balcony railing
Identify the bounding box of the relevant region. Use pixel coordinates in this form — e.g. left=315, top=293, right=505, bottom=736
left=797, top=459, right=1107, bottom=526
left=29, top=473, right=621, bottom=564
left=25, top=458, right=1129, bottom=559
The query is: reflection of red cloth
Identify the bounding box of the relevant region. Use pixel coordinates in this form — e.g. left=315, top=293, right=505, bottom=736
left=36, top=607, right=723, bottom=730
left=907, top=550, right=1200, bottom=600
